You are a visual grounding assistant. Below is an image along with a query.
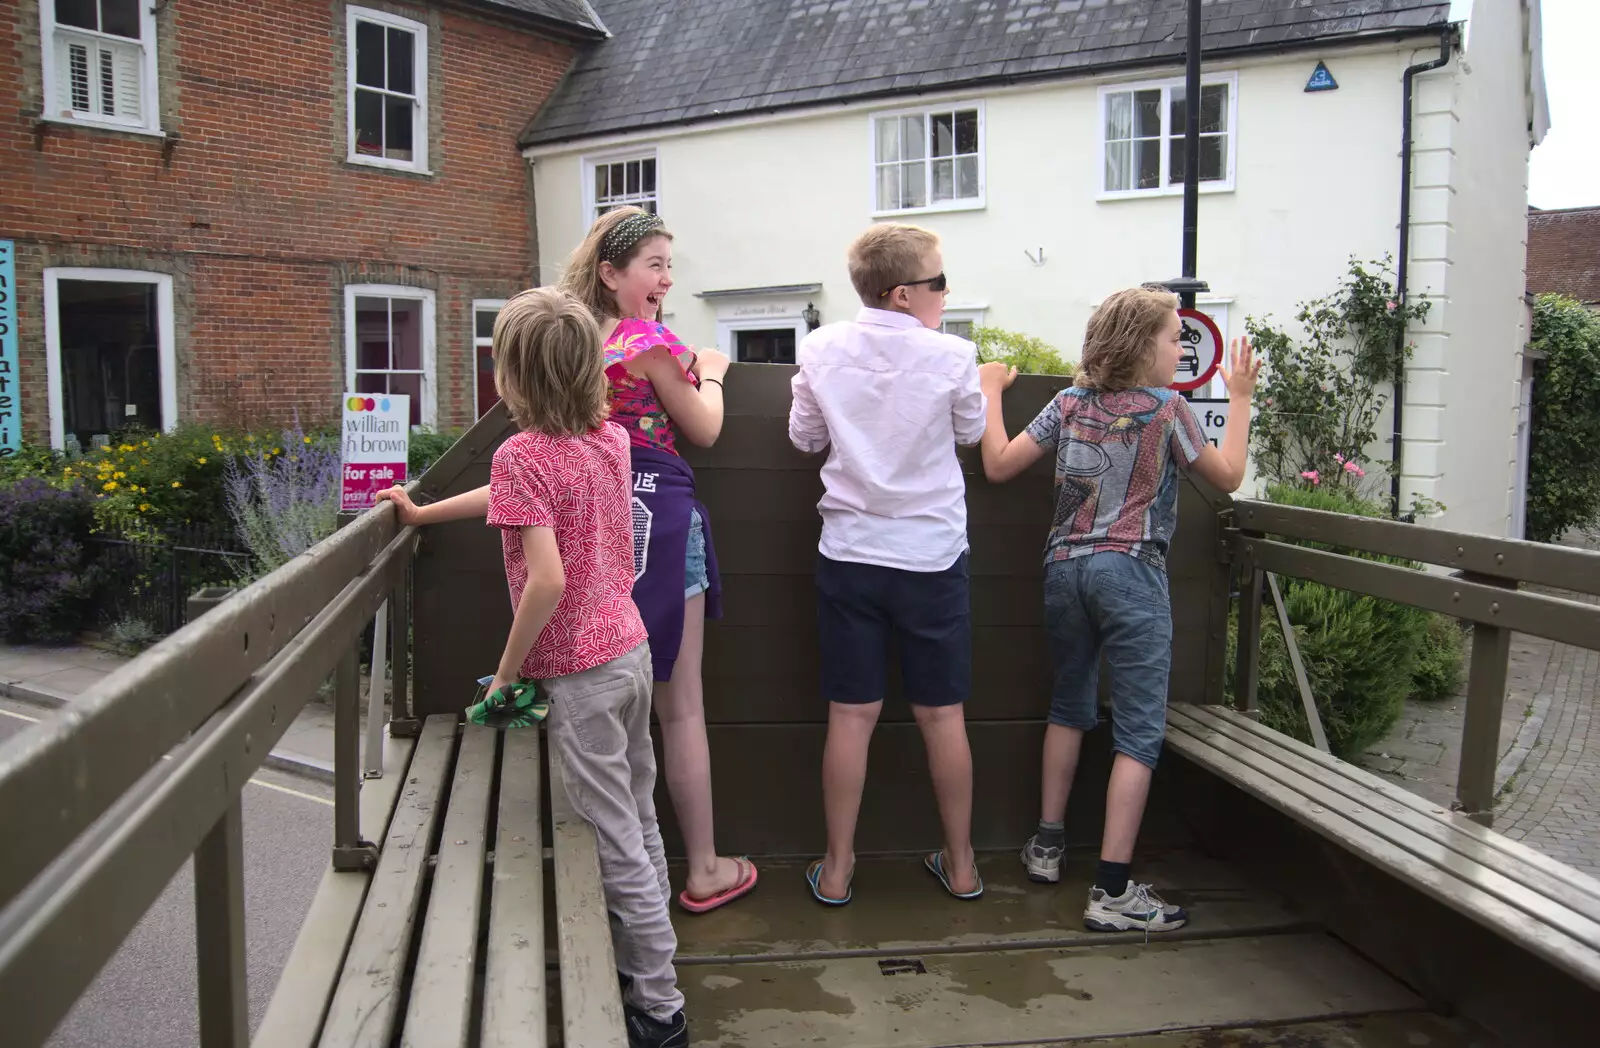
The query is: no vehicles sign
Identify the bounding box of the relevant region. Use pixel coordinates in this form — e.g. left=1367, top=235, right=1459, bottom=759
left=1171, top=308, right=1223, bottom=393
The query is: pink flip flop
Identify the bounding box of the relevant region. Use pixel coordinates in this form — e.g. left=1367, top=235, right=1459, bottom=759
left=677, top=857, right=759, bottom=914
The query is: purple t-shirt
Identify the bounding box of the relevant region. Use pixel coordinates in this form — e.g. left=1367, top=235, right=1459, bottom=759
left=1024, top=386, right=1206, bottom=570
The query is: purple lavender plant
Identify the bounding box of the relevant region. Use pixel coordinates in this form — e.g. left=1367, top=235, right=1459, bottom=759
left=0, top=478, right=104, bottom=641
left=224, top=419, right=342, bottom=578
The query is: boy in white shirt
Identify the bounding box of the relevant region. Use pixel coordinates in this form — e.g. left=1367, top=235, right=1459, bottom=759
left=788, top=223, right=988, bottom=904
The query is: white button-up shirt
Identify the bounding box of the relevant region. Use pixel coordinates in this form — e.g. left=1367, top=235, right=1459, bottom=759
left=788, top=308, right=987, bottom=572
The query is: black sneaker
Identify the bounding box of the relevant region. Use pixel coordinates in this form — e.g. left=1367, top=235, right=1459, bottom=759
left=623, top=1003, right=688, bottom=1048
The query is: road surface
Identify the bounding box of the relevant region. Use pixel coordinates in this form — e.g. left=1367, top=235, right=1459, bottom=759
left=1, top=697, right=335, bottom=1047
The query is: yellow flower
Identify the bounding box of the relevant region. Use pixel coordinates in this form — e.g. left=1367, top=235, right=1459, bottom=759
left=211, top=434, right=220, bottom=441
left=272, top=447, right=282, bottom=455
left=103, top=481, right=118, bottom=491
left=119, top=444, right=134, bottom=452
left=139, top=504, right=151, bottom=512
left=141, top=441, right=149, bottom=448
left=246, top=434, right=255, bottom=442
left=303, top=436, right=312, bottom=444
left=113, top=471, right=126, bottom=479
left=197, top=456, right=207, bottom=465
left=171, top=481, right=182, bottom=489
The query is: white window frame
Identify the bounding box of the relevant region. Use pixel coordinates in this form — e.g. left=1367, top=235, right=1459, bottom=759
left=939, top=305, right=987, bottom=340
left=471, top=298, right=506, bottom=418
left=38, top=0, right=162, bottom=136
left=717, top=315, right=807, bottom=364
left=581, top=149, right=660, bottom=224
left=1097, top=71, right=1238, bottom=200
left=869, top=101, right=987, bottom=217
left=344, top=284, right=437, bottom=428
left=346, top=6, right=429, bottom=174
left=43, top=268, right=177, bottom=450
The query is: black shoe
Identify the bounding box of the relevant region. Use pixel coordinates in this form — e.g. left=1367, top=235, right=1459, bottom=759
left=623, top=1003, right=688, bottom=1048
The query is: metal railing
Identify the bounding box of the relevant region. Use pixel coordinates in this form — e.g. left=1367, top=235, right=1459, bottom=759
left=0, top=501, right=417, bottom=1048
left=1229, top=499, right=1600, bottom=826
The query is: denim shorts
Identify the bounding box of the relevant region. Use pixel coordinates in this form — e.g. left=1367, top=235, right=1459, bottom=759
left=684, top=509, right=709, bottom=599
left=1045, top=551, right=1173, bottom=769
left=816, top=553, right=971, bottom=707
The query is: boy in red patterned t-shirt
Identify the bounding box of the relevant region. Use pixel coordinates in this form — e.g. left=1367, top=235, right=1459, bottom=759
left=482, top=288, right=686, bottom=1047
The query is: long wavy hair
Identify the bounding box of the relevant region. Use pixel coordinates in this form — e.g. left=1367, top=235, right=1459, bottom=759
left=1075, top=287, right=1179, bottom=392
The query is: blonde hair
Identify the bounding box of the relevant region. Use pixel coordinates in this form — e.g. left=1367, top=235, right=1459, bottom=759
left=1075, top=287, right=1179, bottom=392
left=492, top=287, right=609, bottom=436
left=847, top=223, right=940, bottom=305
left=556, top=207, right=674, bottom=321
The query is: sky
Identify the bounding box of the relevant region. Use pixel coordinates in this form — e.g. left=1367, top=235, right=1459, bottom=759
left=1528, top=0, right=1598, bottom=210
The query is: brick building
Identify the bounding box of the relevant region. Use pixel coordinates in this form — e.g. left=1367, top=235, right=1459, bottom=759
left=1527, top=206, right=1600, bottom=309
left=2, top=0, right=602, bottom=449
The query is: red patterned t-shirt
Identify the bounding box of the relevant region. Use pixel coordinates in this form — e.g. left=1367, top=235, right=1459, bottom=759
left=486, top=422, right=647, bottom=680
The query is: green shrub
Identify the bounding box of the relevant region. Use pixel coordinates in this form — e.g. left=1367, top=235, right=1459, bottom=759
left=1225, top=484, right=1463, bottom=757
left=410, top=428, right=462, bottom=476
left=973, top=326, right=1075, bottom=377
left=0, top=479, right=104, bottom=642
left=1412, top=614, right=1466, bottom=702
left=1526, top=295, right=1600, bottom=542
left=0, top=444, right=63, bottom=485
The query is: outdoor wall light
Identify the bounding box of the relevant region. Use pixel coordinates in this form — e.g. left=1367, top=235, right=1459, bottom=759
left=803, top=302, right=821, bottom=330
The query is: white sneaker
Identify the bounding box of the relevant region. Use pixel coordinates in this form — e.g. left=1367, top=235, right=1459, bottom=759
left=1020, top=834, right=1063, bottom=883
left=1083, top=882, right=1188, bottom=933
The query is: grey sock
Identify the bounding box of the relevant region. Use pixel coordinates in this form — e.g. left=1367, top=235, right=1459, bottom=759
left=1036, top=820, right=1066, bottom=849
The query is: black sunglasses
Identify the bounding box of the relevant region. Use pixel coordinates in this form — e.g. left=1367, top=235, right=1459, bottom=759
left=878, top=272, right=948, bottom=298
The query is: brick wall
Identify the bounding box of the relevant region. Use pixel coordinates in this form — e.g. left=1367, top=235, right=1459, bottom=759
left=1, top=0, right=575, bottom=439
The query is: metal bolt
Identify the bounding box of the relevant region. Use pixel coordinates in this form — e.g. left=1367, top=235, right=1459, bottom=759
left=1491, top=602, right=1500, bottom=614
left=1452, top=591, right=1461, bottom=602
left=1495, top=552, right=1505, bottom=565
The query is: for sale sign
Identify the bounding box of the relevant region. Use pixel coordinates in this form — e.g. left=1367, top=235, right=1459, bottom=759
left=340, top=393, right=409, bottom=512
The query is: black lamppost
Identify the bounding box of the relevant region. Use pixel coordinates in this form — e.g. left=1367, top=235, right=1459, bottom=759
left=1157, top=0, right=1209, bottom=313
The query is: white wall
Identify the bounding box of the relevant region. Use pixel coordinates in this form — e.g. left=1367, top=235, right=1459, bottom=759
left=530, top=34, right=1533, bottom=531
left=533, top=47, right=1421, bottom=346
left=1402, top=0, right=1536, bottom=538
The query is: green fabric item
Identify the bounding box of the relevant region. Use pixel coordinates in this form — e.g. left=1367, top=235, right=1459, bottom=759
left=467, top=675, right=547, bottom=729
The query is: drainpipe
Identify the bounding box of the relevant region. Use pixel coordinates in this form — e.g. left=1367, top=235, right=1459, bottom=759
left=1391, top=28, right=1454, bottom=519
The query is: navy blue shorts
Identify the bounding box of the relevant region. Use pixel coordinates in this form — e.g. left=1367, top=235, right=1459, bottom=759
left=816, top=553, right=971, bottom=707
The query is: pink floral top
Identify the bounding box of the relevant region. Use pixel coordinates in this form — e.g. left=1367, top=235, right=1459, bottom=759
left=605, top=318, right=699, bottom=455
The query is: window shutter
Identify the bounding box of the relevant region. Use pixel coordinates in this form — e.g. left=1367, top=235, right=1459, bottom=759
left=109, top=40, right=143, bottom=123
left=55, top=36, right=92, bottom=115
left=51, top=30, right=144, bottom=124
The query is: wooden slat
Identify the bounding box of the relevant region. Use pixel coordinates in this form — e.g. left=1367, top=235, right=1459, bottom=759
left=0, top=503, right=409, bottom=909
left=1242, top=536, right=1600, bottom=649
left=1165, top=709, right=1600, bottom=988
left=1236, top=498, right=1600, bottom=595
left=483, top=729, right=547, bottom=1048
left=1166, top=706, right=1600, bottom=946
left=1178, top=703, right=1600, bottom=908
left=547, top=744, right=627, bottom=1048
left=400, top=725, right=497, bottom=1048
left=319, top=716, right=457, bottom=1048
left=255, top=734, right=418, bottom=1048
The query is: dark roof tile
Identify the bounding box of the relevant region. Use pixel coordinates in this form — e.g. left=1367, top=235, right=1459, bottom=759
left=1527, top=207, right=1600, bottom=305
left=522, top=0, right=1449, bottom=145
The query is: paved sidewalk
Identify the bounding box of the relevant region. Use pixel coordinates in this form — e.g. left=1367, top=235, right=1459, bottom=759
left=0, top=641, right=382, bottom=782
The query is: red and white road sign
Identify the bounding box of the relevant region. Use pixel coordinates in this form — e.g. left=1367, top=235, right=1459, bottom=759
left=1171, top=308, right=1223, bottom=392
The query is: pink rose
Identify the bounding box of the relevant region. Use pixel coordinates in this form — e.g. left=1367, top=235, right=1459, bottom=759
left=1301, top=470, right=1321, bottom=485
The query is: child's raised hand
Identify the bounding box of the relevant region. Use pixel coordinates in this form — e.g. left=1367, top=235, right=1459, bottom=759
left=1219, top=337, right=1262, bottom=400
left=978, top=361, right=1019, bottom=393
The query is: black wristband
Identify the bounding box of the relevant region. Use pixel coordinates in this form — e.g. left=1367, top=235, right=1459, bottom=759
left=701, top=377, right=724, bottom=389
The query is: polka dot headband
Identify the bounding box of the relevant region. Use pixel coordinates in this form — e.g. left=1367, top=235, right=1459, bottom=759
left=600, top=211, right=666, bottom=264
